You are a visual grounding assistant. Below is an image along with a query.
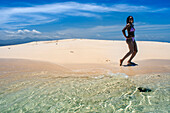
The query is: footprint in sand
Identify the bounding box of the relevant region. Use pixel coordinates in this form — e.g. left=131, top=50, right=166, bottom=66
left=106, top=59, right=110, bottom=62
left=70, top=51, right=74, bottom=53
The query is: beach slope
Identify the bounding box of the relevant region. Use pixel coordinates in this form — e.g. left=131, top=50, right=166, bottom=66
left=0, top=39, right=170, bottom=75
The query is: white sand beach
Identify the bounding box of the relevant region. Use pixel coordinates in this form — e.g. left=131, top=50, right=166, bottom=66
left=0, top=39, right=170, bottom=112
left=0, top=39, right=170, bottom=76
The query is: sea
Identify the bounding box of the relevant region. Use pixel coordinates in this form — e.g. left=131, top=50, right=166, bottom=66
left=0, top=71, right=169, bottom=112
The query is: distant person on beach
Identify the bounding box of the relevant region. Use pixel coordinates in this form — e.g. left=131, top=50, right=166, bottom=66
left=120, top=16, right=138, bottom=66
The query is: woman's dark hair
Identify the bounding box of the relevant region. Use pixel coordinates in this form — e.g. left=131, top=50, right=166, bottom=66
left=126, top=16, right=134, bottom=24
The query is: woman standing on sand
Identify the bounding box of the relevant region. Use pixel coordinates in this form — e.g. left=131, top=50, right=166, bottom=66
left=120, top=16, right=138, bottom=66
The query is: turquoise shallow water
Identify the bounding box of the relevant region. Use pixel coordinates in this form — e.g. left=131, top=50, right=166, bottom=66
left=0, top=72, right=169, bottom=113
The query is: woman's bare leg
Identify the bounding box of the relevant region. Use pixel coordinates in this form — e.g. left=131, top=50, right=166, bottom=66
left=120, top=39, right=134, bottom=66
left=127, top=51, right=137, bottom=63
left=127, top=41, right=138, bottom=63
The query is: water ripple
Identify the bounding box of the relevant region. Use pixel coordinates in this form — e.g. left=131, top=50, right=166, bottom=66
left=0, top=73, right=169, bottom=112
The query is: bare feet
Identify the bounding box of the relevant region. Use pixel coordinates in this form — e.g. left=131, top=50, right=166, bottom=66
left=127, top=61, right=132, bottom=65
left=127, top=61, right=137, bottom=65
left=120, top=59, right=123, bottom=66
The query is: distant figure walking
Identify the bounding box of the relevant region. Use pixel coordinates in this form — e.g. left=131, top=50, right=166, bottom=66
left=120, top=16, right=138, bottom=66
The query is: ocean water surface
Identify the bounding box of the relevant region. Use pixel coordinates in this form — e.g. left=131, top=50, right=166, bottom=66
left=0, top=72, right=169, bottom=112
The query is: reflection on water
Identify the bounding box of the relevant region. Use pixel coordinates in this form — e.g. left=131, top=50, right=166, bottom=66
left=0, top=72, right=169, bottom=112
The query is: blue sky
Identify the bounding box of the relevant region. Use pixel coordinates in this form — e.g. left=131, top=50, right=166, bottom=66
left=0, top=0, right=170, bottom=42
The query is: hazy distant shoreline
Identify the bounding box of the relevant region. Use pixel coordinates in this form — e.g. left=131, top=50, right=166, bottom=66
left=0, top=38, right=169, bottom=47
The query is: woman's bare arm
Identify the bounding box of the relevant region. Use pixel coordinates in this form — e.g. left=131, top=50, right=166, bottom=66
left=122, top=23, right=130, bottom=39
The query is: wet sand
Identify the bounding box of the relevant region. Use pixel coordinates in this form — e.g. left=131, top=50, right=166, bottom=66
left=0, top=58, right=170, bottom=77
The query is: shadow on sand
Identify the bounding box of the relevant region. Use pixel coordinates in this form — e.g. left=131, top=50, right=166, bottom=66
left=123, top=63, right=138, bottom=67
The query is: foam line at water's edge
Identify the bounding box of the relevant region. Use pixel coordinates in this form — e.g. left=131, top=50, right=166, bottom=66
left=92, top=71, right=129, bottom=79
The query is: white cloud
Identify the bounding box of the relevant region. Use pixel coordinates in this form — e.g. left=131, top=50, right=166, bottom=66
left=1, top=23, right=170, bottom=42
left=32, top=29, right=41, bottom=34
left=24, top=29, right=31, bottom=33
left=136, top=24, right=170, bottom=30
left=16, top=29, right=41, bottom=34
left=4, top=30, right=15, bottom=34
left=0, top=2, right=168, bottom=29
left=18, top=29, right=31, bottom=33
left=54, top=23, right=170, bottom=40
left=17, top=30, right=24, bottom=33
left=1, top=29, right=63, bottom=40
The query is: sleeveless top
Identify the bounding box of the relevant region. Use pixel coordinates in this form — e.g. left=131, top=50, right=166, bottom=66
left=128, top=24, right=135, bottom=38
